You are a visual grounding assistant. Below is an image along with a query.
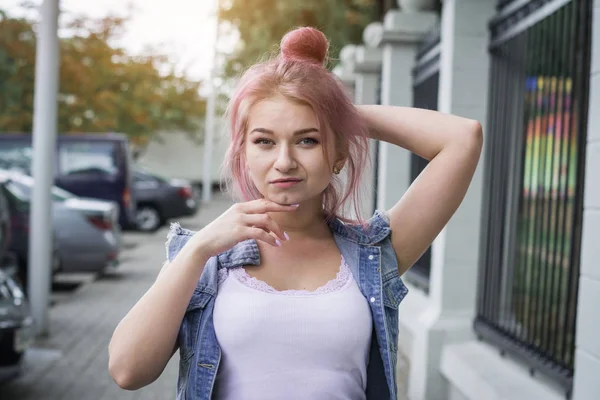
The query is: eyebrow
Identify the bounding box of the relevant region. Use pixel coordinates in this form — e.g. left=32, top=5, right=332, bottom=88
left=249, top=127, right=319, bottom=136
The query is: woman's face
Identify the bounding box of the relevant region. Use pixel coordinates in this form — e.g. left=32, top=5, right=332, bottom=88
left=245, top=95, right=340, bottom=206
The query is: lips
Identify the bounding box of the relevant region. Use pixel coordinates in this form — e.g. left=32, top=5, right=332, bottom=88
left=270, top=178, right=302, bottom=183
left=270, top=178, right=303, bottom=189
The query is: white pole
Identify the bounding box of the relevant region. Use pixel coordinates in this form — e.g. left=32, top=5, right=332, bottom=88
left=202, top=0, right=220, bottom=202
left=29, top=0, right=60, bottom=336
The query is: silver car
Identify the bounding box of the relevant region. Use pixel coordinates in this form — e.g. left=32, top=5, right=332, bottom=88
left=1, top=171, right=121, bottom=274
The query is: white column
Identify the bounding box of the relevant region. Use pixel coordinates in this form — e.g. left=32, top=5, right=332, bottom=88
left=354, top=21, right=383, bottom=106
left=354, top=46, right=381, bottom=105
left=333, top=45, right=357, bottom=100
left=572, top=1, right=600, bottom=399
left=29, top=0, right=60, bottom=336
left=354, top=23, right=384, bottom=219
left=373, top=10, right=437, bottom=211
left=406, top=0, right=495, bottom=399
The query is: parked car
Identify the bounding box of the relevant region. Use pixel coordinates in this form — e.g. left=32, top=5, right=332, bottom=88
left=0, top=171, right=121, bottom=290
left=0, top=173, right=60, bottom=291
left=0, top=268, right=33, bottom=384
left=0, top=181, right=12, bottom=276
left=0, top=133, right=136, bottom=228
left=133, top=167, right=198, bottom=232
left=0, top=185, right=32, bottom=383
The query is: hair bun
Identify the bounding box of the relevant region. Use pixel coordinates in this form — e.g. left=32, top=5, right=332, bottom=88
left=280, top=27, right=329, bottom=66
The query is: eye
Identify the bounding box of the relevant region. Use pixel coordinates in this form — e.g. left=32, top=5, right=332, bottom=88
left=298, top=138, right=319, bottom=145
left=253, top=138, right=274, bottom=145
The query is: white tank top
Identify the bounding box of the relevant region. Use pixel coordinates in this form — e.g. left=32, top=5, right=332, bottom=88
left=212, top=257, right=373, bottom=400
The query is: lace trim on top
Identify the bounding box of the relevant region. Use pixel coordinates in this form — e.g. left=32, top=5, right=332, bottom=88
left=218, top=268, right=229, bottom=285
left=218, top=256, right=352, bottom=295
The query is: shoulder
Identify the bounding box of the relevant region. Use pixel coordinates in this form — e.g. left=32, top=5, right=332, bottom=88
left=165, top=222, right=197, bottom=262
left=163, top=223, right=222, bottom=293
left=328, top=210, right=392, bottom=246
left=165, top=222, right=258, bottom=266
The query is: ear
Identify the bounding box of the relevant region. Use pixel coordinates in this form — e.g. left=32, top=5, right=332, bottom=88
left=334, top=155, right=346, bottom=169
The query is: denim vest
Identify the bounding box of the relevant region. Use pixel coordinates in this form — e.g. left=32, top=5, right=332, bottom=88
left=166, top=210, right=408, bottom=400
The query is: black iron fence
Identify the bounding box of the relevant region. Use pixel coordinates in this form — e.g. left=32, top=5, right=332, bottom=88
left=373, top=74, right=382, bottom=215
left=407, top=25, right=441, bottom=292
left=497, top=0, right=518, bottom=8
left=475, top=0, right=591, bottom=394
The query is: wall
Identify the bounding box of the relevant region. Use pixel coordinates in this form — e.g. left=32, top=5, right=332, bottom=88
left=136, top=120, right=229, bottom=185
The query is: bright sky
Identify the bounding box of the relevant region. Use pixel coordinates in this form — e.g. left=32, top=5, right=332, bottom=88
left=0, top=0, right=219, bottom=81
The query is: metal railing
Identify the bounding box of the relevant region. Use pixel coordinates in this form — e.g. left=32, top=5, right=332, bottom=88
left=497, top=0, right=523, bottom=9
left=373, top=74, right=382, bottom=215
left=407, top=25, right=441, bottom=292
left=475, top=0, right=591, bottom=394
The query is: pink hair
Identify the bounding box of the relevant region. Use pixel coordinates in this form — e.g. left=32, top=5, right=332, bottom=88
left=221, top=27, right=371, bottom=224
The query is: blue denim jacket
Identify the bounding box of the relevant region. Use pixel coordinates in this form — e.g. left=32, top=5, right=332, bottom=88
left=166, top=210, right=408, bottom=400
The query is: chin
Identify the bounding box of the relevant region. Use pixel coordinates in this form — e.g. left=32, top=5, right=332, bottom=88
left=267, top=192, right=300, bottom=206
left=258, top=187, right=303, bottom=205
left=268, top=190, right=324, bottom=207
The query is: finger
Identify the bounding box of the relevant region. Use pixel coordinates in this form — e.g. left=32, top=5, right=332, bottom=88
left=241, top=199, right=299, bottom=214
left=246, top=227, right=280, bottom=247
left=243, top=214, right=286, bottom=242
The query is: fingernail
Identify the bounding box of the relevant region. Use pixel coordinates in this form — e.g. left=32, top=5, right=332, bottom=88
left=276, top=239, right=281, bottom=247
left=284, top=232, right=290, bottom=241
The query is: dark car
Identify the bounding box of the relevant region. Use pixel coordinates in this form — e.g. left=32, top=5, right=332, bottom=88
left=0, top=133, right=136, bottom=229
left=0, top=182, right=33, bottom=383
left=0, top=268, right=33, bottom=384
left=0, top=182, right=11, bottom=275
left=133, top=168, right=198, bottom=232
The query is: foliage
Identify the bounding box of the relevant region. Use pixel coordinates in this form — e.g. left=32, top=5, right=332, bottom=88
left=0, top=10, right=36, bottom=132
left=218, top=0, right=380, bottom=78
left=0, top=10, right=206, bottom=146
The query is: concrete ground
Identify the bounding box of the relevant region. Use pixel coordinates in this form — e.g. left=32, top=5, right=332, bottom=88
left=0, top=192, right=409, bottom=400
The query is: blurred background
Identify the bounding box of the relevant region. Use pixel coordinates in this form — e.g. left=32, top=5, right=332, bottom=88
left=0, top=0, right=599, bottom=399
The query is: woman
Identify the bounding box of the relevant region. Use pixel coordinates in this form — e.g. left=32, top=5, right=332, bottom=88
left=108, top=27, right=482, bottom=400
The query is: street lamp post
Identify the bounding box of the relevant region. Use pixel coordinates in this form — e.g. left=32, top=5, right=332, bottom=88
left=29, top=0, right=60, bottom=336
left=202, top=0, right=220, bottom=202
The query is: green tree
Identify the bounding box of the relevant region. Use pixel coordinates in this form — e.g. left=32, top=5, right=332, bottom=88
left=218, top=0, right=384, bottom=77
left=0, top=10, right=206, bottom=147
left=0, top=10, right=36, bottom=131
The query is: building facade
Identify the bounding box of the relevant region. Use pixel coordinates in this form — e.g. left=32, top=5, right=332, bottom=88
left=338, top=0, right=600, bottom=399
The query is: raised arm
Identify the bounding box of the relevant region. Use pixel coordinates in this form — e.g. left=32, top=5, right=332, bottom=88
left=358, top=105, right=483, bottom=275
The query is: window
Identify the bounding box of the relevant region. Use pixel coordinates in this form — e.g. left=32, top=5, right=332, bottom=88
left=5, top=177, right=74, bottom=203
left=134, top=168, right=168, bottom=185
left=59, top=141, right=118, bottom=177
left=0, top=141, right=33, bottom=174
left=134, top=170, right=159, bottom=183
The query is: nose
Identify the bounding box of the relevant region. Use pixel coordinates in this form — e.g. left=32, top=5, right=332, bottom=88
left=273, top=144, right=297, bottom=172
